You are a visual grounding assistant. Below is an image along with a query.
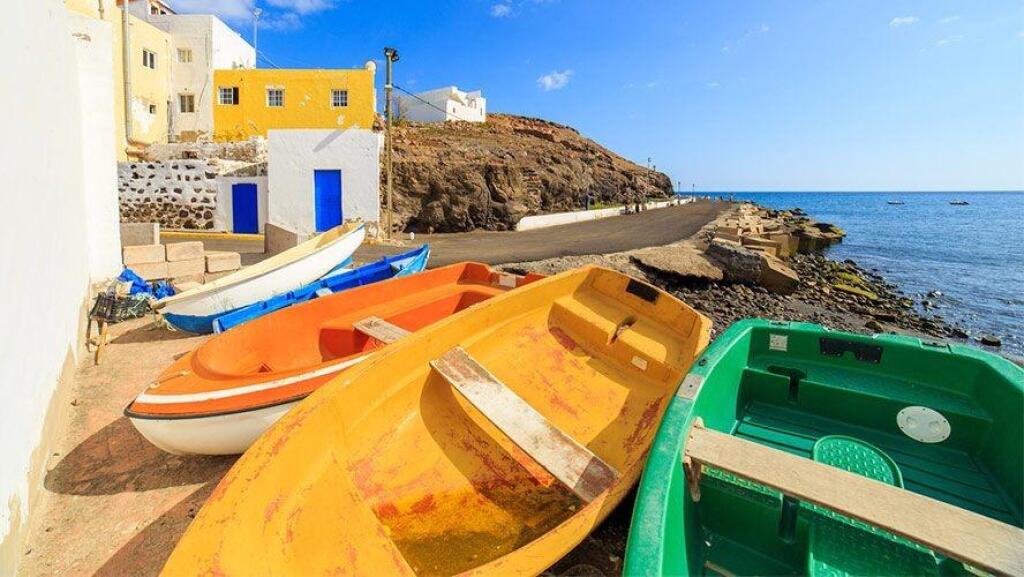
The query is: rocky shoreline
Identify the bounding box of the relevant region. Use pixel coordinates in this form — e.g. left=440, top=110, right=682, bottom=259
left=505, top=201, right=973, bottom=349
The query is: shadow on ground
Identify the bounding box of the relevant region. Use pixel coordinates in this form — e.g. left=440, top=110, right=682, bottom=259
left=45, top=417, right=235, bottom=496
left=111, top=322, right=198, bottom=345
left=93, top=478, right=225, bottom=577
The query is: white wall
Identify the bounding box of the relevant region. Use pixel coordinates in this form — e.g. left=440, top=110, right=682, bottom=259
left=71, top=12, right=123, bottom=279
left=267, top=129, right=382, bottom=237
left=215, top=176, right=269, bottom=232
left=515, top=197, right=692, bottom=231
left=0, top=1, right=121, bottom=571
left=149, top=14, right=254, bottom=141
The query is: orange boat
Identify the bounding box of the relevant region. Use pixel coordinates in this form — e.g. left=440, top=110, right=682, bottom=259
left=125, top=262, right=543, bottom=455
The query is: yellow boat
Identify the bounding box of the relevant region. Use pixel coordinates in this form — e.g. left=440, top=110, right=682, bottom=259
left=163, top=266, right=711, bottom=576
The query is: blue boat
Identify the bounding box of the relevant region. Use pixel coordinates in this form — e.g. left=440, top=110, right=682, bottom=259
left=211, top=245, right=430, bottom=333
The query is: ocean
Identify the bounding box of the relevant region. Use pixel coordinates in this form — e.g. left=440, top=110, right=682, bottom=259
left=705, top=191, right=1024, bottom=357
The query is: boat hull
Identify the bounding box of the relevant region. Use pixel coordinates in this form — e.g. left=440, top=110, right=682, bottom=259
left=127, top=400, right=300, bottom=455
left=162, top=267, right=711, bottom=575
left=157, top=223, right=365, bottom=334
left=624, top=319, right=1024, bottom=576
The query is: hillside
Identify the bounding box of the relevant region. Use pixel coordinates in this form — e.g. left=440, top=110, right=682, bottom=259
left=388, top=113, right=673, bottom=233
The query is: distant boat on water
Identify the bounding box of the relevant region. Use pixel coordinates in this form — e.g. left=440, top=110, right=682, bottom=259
left=950, top=200, right=970, bottom=205
left=887, top=200, right=905, bottom=205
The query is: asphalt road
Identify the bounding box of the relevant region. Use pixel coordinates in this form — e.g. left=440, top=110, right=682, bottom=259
left=166, top=200, right=726, bottom=267
left=357, top=199, right=727, bottom=267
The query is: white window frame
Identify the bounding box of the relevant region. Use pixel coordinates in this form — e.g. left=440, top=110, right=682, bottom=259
left=142, top=49, right=156, bottom=69
left=179, top=93, right=195, bottom=113
left=177, top=48, right=192, bottom=63
left=331, top=89, right=348, bottom=108
left=266, top=87, right=284, bottom=108
left=218, top=86, right=239, bottom=105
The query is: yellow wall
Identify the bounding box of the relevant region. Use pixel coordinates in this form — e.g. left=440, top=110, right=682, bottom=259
left=64, top=0, right=171, bottom=159
left=212, top=68, right=376, bottom=141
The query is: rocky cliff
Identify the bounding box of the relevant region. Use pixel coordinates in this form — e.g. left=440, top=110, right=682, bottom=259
left=388, top=114, right=673, bottom=233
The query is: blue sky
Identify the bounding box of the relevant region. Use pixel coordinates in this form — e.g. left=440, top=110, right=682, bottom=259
left=176, top=0, right=1024, bottom=191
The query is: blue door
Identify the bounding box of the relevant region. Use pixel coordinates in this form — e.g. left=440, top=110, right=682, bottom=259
left=314, top=170, right=343, bottom=232
left=231, top=183, right=259, bottom=234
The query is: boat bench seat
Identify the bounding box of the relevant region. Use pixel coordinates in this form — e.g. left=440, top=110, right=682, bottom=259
left=353, top=316, right=411, bottom=345
left=549, top=295, right=677, bottom=381
left=431, top=346, right=619, bottom=503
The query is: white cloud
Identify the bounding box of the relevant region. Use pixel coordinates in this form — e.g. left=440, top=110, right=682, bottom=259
left=645, top=81, right=658, bottom=88
left=936, top=34, right=964, bottom=46
left=265, top=0, right=334, bottom=14
left=760, top=23, right=770, bottom=33
left=491, top=3, right=512, bottom=17
left=890, top=16, right=918, bottom=27
left=940, top=15, right=961, bottom=24
left=537, top=69, right=573, bottom=91
left=706, top=81, right=719, bottom=88
left=170, top=0, right=334, bottom=32
left=1018, top=30, right=1024, bottom=38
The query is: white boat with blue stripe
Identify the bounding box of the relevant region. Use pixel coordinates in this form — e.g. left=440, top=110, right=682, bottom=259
left=154, top=222, right=365, bottom=334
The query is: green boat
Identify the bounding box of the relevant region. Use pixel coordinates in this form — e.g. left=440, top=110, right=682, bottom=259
left=625, top=319, right=1024, bottom=576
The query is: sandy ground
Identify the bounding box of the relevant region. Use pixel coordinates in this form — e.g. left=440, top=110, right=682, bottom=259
left=18, top=318, right=229, bottom=577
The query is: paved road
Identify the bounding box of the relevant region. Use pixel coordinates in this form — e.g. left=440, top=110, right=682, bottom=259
left=167, top=200, right=726, bottom=267
left=357, top=199, right=727, bottom=267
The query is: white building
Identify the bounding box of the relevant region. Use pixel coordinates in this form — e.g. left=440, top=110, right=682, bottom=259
left=2, top=2, right=123, bottom=571
left=267, top=129, right=383, bottom=237
left=396, top=86, right=486, bottom=123
left=147, top=14, right=256, bottom=141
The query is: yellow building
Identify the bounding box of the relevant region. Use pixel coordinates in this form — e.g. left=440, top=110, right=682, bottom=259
left=64, top=0, right=172, bottom=159
left=212, top=66, right=377, bottom=141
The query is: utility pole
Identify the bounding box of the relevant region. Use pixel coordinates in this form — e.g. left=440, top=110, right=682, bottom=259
left=383, top=47, right=400, bottom=240
left=252, top=8, right=262, bottom=65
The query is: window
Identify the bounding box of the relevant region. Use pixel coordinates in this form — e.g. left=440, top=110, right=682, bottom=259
left=142, top=49, right=156, bottom=69
left=266, top=88, right=284, bottom=108
left=177, top=48, right=192, bottom=63
left=148, top=103, right=157, bottom=114
left=331, top=89, right=348, bottom=108
left=179, top=94, right=195, bottom=113
left=218, top=86, right=239, bottom=105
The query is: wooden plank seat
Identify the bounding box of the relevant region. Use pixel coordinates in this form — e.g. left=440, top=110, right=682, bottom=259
left=352, top=316, right=411, bottom=345
left=683, top=421, right=1024, bottom=577
left=430, top=346, right=619, bottom=503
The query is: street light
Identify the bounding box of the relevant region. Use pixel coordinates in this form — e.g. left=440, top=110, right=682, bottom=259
left=383, top=47, right=400, bottom=240
left=252, top=7, right=263, bottom=65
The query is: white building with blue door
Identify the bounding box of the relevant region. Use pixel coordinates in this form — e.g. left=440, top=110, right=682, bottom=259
left=216, top=176, right=268, bottom=233
left=266, top=128, right=383, bottom=237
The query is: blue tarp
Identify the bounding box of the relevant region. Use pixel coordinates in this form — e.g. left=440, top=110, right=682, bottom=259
left=119, top=268, right=175, bottom=299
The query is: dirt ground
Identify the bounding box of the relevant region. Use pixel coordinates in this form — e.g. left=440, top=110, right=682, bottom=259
left=18, top=318, right=229, bottom=576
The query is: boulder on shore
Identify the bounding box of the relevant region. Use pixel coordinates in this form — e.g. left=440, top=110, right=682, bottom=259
left=705, top=239, right=800, bottom=294
left=630, top=244, right=724, bottom=283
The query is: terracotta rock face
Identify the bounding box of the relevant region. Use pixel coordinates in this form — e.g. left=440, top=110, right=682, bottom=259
left=389, top=114, right=673, bottom=233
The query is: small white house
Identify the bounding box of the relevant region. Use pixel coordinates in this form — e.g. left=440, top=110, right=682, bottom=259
left=396, top=86, right=486, bottom=123
left=267, top=129, right=383, bottom=237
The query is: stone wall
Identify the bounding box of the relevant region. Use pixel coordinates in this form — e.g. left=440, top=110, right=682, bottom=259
left=119, top=160, right=219, bottom=230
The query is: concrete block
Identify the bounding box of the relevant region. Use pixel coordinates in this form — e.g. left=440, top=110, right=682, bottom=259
left=742, top=236, right=784, bottom=257
left=122, top=244, right=165, bottom=265
left=768, top=233, right=799, bottom=258
left=205, top=270, right=236, bottom=283
left=714, top=231, right=743, bottom=243
left=120, top=222, right=159, bottom=247
left=165, top=241, right=205, bottom=262
left=130, top=261, right=168, bottom=281
left=759, top=254, right=799, bottom=294
left=167, top=258, right=205, bottom=278
left=265, top=222, right=308, bottom=256
left=172, top=280, right=202, bottom=293
left=171, top=273, right=205, bottom=286
left=205, top=251, right=241, bottom=273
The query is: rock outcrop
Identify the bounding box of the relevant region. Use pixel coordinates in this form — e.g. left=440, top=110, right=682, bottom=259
left=389, top=114, right=673, bottom=233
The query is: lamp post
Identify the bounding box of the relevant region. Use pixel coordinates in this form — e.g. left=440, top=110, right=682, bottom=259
left=383, top=47, right=400, bottom=240
left=252, top=7, right=262, bottom=65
